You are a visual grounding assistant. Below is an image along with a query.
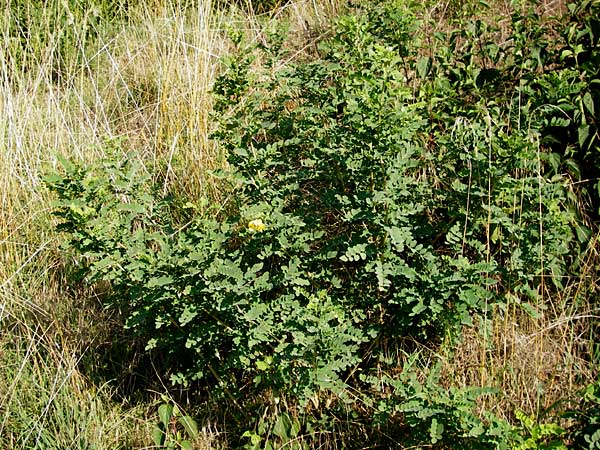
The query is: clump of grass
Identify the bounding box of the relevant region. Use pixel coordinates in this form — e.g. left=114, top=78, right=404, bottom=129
left=442, top=232, right=600, bottom=422
left=0, top=317, right=146, bottom=449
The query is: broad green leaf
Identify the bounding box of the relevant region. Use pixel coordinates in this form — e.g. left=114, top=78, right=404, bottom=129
left=583, top=92, right=595, bottom=115
left=179, top=415, right=199, bottom=439
left=158, top=404, right=173, bottom=428
left=256, top=358, right=271, bottom=371
left=578, top=125, right=590, bottom=148
left=273, top=413, right=292, bottom=440
left=152, top=424, right=165, bottom=446
left=416, top=56, right=431, bottom=79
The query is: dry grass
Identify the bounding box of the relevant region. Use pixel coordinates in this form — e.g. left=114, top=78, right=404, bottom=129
left=442, top=232, right=599, bottom=421
left=0, top=320, right=146, bottom=449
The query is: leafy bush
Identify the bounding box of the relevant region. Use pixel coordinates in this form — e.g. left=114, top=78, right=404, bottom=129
left=45, top=0, right=595, bottom=445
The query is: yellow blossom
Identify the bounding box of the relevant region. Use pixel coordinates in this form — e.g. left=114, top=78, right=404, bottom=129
left=248, top=218, right=266, bottom=232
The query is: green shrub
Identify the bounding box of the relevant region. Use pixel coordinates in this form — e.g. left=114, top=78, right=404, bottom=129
left=47, top=0, right=580, bottom=398
left=45, top=0, right=594, bottom=445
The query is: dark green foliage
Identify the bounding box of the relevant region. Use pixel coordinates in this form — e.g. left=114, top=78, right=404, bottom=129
left=45, top=0, right=597, bottom=447
left=564, top=380, right=600, bottom=449
left=508, top=0, right=600, bottom=215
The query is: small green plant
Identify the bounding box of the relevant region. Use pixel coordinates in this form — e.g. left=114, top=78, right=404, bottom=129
left=564, top=380, right=600, bottom=449
left=152, top=401, right=199, bottom=450
left=241, top=411, right=303, bottom=450
left=514, top=410, right=567, bottom=450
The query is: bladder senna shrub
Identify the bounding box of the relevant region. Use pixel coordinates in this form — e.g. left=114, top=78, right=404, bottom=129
left=46, top=0, right=586, bottom=419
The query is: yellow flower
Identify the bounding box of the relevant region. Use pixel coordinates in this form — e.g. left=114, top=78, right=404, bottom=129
left=248, top=218, right=266, bottom=232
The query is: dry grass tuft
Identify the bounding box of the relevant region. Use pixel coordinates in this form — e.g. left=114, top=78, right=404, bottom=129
left=444, top=233, right=600, bottom=421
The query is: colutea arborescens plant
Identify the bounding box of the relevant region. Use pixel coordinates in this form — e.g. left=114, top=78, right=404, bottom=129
left=46, top=0, right=594, bottom=447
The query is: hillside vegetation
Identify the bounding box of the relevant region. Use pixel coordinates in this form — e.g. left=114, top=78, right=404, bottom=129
left=1, top=0, right=599, bottom=448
